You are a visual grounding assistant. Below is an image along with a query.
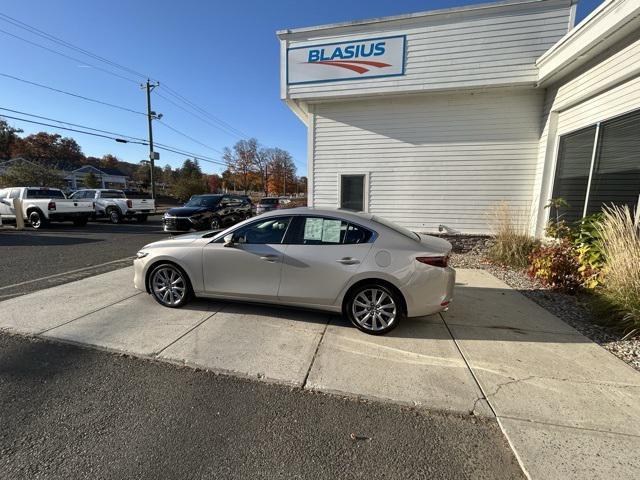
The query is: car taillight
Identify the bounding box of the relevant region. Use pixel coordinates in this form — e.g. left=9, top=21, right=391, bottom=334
left=127, top=200, right=132, bottom=208
left=48, top=201, right=56, bottom=211
left=416, top=256, right=449, bottom=268
left=275, top=204, right=281, bottom=209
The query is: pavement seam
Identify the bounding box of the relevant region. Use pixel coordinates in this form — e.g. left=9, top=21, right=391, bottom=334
left=36, top=292, right=142, bottom=336
left=0, top=257, right=134, bottom=291
left=301, top=315, right=331, bottom=389
left=497, top=415, right=640, bottom=439
left=440, top=312, right=532, bottom=480
left=153, top=307, right=222, bottom=357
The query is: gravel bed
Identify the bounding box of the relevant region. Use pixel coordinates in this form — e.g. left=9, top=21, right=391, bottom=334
left=437, top=234, right=640, bottom=372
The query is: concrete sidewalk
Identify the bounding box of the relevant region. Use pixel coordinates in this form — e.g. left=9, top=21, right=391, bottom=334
left=1, top=267, right=638, bottom=478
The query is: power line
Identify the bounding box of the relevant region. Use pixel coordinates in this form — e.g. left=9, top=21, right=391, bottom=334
left=0, top=12, right=151, bottom=82
left=0, top=109, right=228, bottom=168
left=0, top=72, right=146, bottom=116
left=0, top=12, right=249, bottom=141
left=156, top=119, right=224, bottom=155
left=0, top=107, right=147, bottom=143
left=0, top=113, right=147, bottom=144
left=0, top=27, right=140, bottom=85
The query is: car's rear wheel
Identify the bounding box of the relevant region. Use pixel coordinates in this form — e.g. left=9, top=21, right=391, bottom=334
left=28, top=210, right=47, bottom=229
left=149, top=263, right=191, bottom=308
left=107, top=208, right=121, bottom=224
left=345, top=284, right=404, bottom=335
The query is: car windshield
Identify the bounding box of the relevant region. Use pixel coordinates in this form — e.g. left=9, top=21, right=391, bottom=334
left=101, top=191, right=125, bottom=199
left=185, top=195, right=222, bottom=208
left=372, top=215, right=420, bottom=241
left=26, top=188, right=66, bottom=199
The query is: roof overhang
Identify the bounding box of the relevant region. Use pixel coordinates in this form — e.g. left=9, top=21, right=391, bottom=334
left=536, top=0, right=640, bottom=85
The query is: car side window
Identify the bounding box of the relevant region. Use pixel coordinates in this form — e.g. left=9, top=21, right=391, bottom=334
left=220, top=217, right=291, bottom=245
left=9, top=188, right=21, bottom=199
left=289, top=216, right=373, bottom=245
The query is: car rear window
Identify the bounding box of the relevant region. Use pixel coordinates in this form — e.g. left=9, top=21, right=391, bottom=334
left=101, top=191, right=126, bottom=199
left=26, top=188, right=66, bottom=199
left=260, top=198, right=279, bottom=205
left=372, top=215, right=419, bottom=241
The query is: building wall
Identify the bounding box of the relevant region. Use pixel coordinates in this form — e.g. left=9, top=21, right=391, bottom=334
left=532, top=30, right=640, bottom=235
left=310, top=88, right=545, bottom=234
left=283, top=0, right=572, bottom=100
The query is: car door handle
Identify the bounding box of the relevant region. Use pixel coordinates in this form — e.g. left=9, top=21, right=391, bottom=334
left=260, top=254, right=279, bottom=262
left=336, top=257, right=360, bottom=265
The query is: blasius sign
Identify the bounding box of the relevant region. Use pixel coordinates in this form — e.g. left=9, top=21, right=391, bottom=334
left=287, top=35, right=406, bottom=85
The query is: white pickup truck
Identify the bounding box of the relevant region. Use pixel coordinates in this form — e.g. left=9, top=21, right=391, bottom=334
left=0, top=187, right=94, bottom=229
left=69, top=189, right=155, bottom=224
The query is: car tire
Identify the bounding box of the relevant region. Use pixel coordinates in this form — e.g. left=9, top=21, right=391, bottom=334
left=345, top=283, right=404, bottom=335
left=135, top=214, right=148, bottom=223
left=28, top=210, right=47, bottom=230
left=106, top=208, right=121, bottom=224
left=73, top=216, right=89, bottom=227
left=149, top=263, right=192, bottom=308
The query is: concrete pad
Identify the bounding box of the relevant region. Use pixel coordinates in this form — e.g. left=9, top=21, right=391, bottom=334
left=0, top=267, right=138, bottom=334
left=447, top=269, right=582, bottom=336
left=500, top=417, right=640, bottom=479
left=159, top=302, right=329, bottom=386
left=306, top=315, right=493, bottom=416
left=43, top=294, right=219, bottom=356
left=450, top=324, right=640, bottom=436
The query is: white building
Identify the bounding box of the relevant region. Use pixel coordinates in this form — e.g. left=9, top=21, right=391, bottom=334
left=277, top=0, right=640, bottom=235
left=66, top=165, right=128, bottom=190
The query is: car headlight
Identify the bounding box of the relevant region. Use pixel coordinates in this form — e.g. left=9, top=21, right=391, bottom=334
left=164, top=212, right=171, bottom=218
left=136, top=250, right=149, bottom=259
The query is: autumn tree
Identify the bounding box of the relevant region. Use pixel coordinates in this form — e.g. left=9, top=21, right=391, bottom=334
left=223, top=138, right=258, bottom=194
left=0, top=160, right=66, bottom=188
left=0, top=119, right=22, bottom=160
left=265, top=148, right=296, bottom=196
left=172, top=158, right=207, bottom=201
left=100, top=154, right=119, bottom=169
left=11, top=132, right=84, bottom=170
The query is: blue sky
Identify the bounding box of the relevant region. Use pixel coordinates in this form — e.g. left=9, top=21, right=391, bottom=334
left=0, top=0, right=603, bottom=176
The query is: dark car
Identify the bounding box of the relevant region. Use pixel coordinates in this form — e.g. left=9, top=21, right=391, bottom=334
left=163, top=194, right=252, bottom=233
left=255, top=197, right=290, bottom=215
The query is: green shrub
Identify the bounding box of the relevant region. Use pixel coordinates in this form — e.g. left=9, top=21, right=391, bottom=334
left=528, top=239, right=581, bottom=293
left=571, top=214, right=605, bottom=289
left=487, top=202, right=539, bottom=268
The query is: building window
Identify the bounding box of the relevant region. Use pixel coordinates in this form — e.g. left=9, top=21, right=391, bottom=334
left=552, top=109, right=640, bottom=223
left=340, top=174, right=366, bottom=212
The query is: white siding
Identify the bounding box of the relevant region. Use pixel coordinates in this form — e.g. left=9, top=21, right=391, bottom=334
left=532, top=32, right=640, bottom=235
left=284, top=0, right=571, bottom=100
left=312, top=89, right=545, bottom=234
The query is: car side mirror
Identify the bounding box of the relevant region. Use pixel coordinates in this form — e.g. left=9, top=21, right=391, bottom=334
left=223, top=234, right=235, bottom=247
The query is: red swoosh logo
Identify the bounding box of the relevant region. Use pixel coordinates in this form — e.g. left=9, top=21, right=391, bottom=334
left=306, top=59, right=392, bottom=74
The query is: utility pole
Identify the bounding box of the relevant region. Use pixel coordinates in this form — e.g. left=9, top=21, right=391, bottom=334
left=142, top=79, right=161, bottom=199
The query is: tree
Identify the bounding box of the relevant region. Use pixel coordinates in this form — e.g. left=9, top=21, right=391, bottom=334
left=100, top=154, right=119, bottom=169
left=207, top=174, right=221, bottom=193
left=0, top=160, right=66, bottom=188
left=265, top=148, right=296, bottom=196
left=84, top=171, right=100, bottom=188
left=0, top=119, right=22, bottom=160
left=172, top=176, right=207, bottom=201
left=11, top=132, right=84, bottom=170
left=223, top=138, right=258, bottom=194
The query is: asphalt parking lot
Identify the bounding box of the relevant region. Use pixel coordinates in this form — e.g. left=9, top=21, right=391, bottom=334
left=0, top=332, right=524, bottom=480
left=0, top=215, right=169, bottom=300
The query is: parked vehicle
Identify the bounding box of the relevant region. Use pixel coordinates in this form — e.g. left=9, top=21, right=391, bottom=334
left=255, top=197, right=290, bottom=214
left=135, top=208, right=455, bottom=335
left=0, top=187, right=94, bottom=229
left=69, top=189, right=155, bottom=224
left=162, top=194, right=252, bottom=233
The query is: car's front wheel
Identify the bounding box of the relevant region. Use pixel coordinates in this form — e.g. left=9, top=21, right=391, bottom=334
left=345, top=283, right=404, bottom=335
left=149, top=263, right=192, bottom=308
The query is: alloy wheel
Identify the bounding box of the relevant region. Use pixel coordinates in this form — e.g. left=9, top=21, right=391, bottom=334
left=29, top=211, right=42, bottom=229
left=211, top=218, right=220, bottom=229
left=151, top=266, right=187, bottom=306
left=351, top=288, right=397, bottom=332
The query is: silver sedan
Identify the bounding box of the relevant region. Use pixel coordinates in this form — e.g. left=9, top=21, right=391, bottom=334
left=134, top=208, right=455, bottom=335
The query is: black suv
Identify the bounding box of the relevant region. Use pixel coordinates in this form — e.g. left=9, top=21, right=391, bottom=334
left=163, top=194, right=252, bottom=233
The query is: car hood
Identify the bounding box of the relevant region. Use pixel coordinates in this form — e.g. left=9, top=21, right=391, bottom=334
left=166, top=206, right=209, bottom=217
left=416, top=233, right=452, bottom=255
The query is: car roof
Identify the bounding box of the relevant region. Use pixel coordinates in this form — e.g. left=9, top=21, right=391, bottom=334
left=259, top=207, right=374, bottom=222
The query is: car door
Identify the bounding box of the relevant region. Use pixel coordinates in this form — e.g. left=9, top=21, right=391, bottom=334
left=202, top=216, right=292, bottom=300
left=278, top=215, right=375, bottom=306
left=0, top=189, right=11, bottom=219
